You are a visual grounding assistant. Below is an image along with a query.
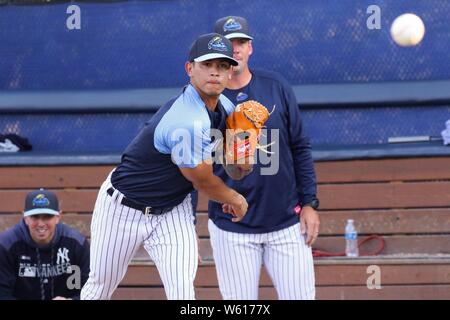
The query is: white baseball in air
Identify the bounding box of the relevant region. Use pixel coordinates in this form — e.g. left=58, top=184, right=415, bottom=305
left=390, top=13, right=425, bottom=47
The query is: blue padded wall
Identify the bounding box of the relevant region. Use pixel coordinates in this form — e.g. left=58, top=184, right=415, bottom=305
left=1, top=105, right=449, bottom=152
left=1, top=0, right=449, bottom=90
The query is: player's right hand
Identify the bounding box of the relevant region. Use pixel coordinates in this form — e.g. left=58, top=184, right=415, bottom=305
left=226, top=194, right=248, bottom=222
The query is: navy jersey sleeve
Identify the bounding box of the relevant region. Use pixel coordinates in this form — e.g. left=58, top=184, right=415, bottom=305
left=0, top=244, right=17, bottom=300
left=281, top=79, right=317, bottom=205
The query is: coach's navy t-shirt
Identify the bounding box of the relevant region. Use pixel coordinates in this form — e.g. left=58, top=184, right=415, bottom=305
left=208, top=69, right=317, bottom=234
left=111, top=84, right=234, bottom=208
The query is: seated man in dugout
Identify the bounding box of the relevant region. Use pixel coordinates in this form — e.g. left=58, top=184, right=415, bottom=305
left=0, top=188, right=90, bottom=300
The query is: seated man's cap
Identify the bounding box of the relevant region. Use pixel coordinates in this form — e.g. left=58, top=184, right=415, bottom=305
left=24, top=188, right=60, bottom=217
left=189, top=33, right=238, bottom=66
left=214, top=16, right=253, bottom=40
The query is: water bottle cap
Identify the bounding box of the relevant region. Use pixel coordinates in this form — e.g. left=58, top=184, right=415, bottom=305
left=347, top=219, right=354, bottom=223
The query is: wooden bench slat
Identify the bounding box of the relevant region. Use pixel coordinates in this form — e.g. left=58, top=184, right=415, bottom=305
left=0, top=190, right=98, bottom=213
left=329, top=181, right=448, bottom=210
left=315, top=263, right=450, bottom=286
left=112, top=284, right=450, bottom=300
left=313, top=235, right=450, bottom=255
left=62, top=214, right=92, bottom=237
left=121, top=265, right=274, bottom=287
left=317, top=208, right=450, bottom=235
left=316, top=284, right=450, bottom=300
left=3, top=207, right=449, bottom=239
left=112, top=287, right=167, bottom=300
left=130, top=235, right=450, bottom=262
left=198, top=181, right=450, bottom=211
left=195, top=208, right=450, bottom=237
left=121, top=262, right=450, bottom=287
left=315, top=157, right=450, bottom=183
left=0, top=186, right=450, bottom=226
left=2, top=158, right=449, bottom=204
left=0, top=166, right=113, bottom=188
left=2, top=157, right=448, bottom=189
left=317, top=181, right=450, bottom=210
left=112, top=287, right=277, bottom=300
left=2, top=180, right=449, bottom=213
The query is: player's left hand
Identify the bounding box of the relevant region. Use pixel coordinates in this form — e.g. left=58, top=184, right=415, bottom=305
left=300, top=206, right=320, bottom=247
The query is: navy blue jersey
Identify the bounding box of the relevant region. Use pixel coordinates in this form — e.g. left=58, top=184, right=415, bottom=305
left=208, top=69, right=317, bottom=234
left=112, top=84, right=235, bottom=208
left=0, top=220, right=90, bottom=300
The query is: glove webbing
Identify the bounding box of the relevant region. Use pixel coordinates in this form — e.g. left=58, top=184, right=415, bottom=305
left=241, top=101, right=269, bottom=129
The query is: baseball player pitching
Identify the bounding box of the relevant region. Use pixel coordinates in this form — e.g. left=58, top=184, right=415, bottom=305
left=81, top=33, right=251, bottom=300
left=208, top=16, right=320, bottom=300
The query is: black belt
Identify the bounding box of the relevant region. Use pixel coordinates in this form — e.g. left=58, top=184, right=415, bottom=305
left=107, top=187, right=172, bottom=215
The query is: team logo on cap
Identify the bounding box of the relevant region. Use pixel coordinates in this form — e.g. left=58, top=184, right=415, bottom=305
left=32, top=194, right=50, bottom=208
left=223, top=18, right=242, bottom=32
left=208, top=36, right=228, bottom=52
left=236, top=92, right=248, bottom=102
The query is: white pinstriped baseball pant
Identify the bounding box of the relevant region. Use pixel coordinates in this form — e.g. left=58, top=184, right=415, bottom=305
left=208, top=219, right=315, bottom=300
left=81, top=173, right=198, bottom=300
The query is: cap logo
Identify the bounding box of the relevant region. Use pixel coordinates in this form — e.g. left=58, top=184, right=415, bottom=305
left=223, top=18, right=242, bottom=32
left=32, top=194, right=50, bottom=208
left=236, top=92, right=248, bottom=102
left=208, top=36, right=228, bottom=52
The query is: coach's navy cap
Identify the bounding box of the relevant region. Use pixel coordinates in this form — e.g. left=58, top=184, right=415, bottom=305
left=214, top=16, right=253, bottom=40
left=189, top=33, right=238, bottom=66
left=24, top=188, right=60, bottom=217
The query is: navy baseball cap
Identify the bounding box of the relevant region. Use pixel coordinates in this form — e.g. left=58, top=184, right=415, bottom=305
left=214, top=16, right=253, bottom=40
left=24, top=188, right=60, bottom=217
left=188, top=33, right=238, bottom=66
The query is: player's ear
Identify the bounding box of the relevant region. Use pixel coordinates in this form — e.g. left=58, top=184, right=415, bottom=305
left=248, top=40, right=253, bottom=57
left=51, top=215, right=61, bottom=226
left=24, top=216, right=31, bottom=227
left=185, top=61, right=194, bottom=77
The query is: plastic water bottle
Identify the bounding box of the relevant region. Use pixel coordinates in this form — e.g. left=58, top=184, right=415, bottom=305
left=345, top=219, right=359, bottom=257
